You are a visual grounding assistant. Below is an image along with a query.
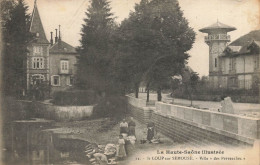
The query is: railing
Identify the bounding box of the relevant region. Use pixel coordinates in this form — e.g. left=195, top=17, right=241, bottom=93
left=205, top=34, right=230, bottom=42
left=58, top=68, right=72, bottom=75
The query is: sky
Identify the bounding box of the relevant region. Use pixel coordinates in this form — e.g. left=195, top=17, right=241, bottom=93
left=25, top=0, right=260, bottom=76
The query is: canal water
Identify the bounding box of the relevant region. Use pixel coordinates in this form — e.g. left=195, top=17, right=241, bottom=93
left=3, top=118, right=90, bottom=165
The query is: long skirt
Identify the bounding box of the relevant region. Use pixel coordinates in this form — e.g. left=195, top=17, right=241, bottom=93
left=116, top=144, right=126, bottom=158
left=125, top=142, right=135, bottom=156
left=128, top=126, right=135, bottom=136
left=147, top=127, right=154, bottom=141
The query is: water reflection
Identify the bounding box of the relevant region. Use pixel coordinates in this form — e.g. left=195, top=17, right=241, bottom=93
left=10, top=118, right=89, bottom=165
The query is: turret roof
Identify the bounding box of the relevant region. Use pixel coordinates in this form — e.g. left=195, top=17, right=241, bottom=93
left=29, top=1, right=49, bottom=44
left=199, top=21, right=236, bottom=33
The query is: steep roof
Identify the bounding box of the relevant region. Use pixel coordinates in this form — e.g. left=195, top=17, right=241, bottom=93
left=222, top=30, right=260, bottom=56
left=50, top=40, right=77, bottom=54
left=229, top=30, right=260, bottom=46
left=252, top=40, right=260, bottom=47
left=199, top=21, right=236, bottom=33
left=29, top=1, right=49, bottom=44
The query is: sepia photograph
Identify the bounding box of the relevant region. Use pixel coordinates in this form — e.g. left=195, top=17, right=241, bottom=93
left=0, top=0, right=260, bottom=164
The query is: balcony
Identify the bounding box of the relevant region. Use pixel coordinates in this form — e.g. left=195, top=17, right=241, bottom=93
left=58, top=68, right=72, bottom=75
left=205, top=34, right=231, bottom=43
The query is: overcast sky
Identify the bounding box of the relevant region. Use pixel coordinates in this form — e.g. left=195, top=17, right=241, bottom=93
left=25, top=0, right=260, bottom=76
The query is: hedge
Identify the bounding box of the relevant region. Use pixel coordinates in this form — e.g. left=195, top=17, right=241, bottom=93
left=52, top=90, right=97, bottom=106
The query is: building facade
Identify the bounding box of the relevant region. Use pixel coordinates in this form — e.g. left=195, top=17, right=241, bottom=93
left=200, top=21, right=260, bottom=89
left=27, top=1, right=50, bottom=91
left=27, top=1, right=78, bottom=96
left=49, top=37, right=78, bottom=93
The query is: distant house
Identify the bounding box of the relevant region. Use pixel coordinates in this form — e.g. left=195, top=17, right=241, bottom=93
left=27, top=1, right=78, bottom=96
left=139, top=81, right=147, bottom=93
left=49, top=36, right=78, bottom=93
left=200, top=21, right=260, bottom=89
left=220, top=31, right=260, bottom=89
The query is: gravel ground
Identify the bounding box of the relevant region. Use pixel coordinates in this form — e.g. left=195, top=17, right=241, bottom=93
left=47, top=118, right=198, bottom=165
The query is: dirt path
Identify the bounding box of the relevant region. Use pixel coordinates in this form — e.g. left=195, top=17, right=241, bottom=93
left=48, top=118, right=180, bottom=164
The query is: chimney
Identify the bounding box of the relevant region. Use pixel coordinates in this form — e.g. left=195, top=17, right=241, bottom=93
left=50, top=32, right=53, bottom=46
left=58, top=25, right=61, bottom=42
left=55, top=29, right=58, bottom=43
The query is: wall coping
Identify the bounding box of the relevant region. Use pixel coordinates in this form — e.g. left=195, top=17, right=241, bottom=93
left=156, top=101, right=260, bottom=121
left=127, top=95, right=259, bottom=144
left=126, top=95, right=147, bottom=101
left=153, top=111, right=255, bottom=145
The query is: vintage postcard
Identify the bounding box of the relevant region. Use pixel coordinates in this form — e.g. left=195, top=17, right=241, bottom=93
left=0, top=0, right=260, bottom=165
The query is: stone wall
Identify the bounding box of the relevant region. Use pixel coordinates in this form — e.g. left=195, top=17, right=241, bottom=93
left=126, top=95, right=259, bottom=146
left=127, top=104, right=154, bottom=124
left=37, top=102, right=93, bottom=121
left=151, top=112, right=253, bottom=147
left=127, top=96, right=154, bottom=124
left=155, top=102, right=260, bottom=141
left=14, top=100, right=93, bottom=121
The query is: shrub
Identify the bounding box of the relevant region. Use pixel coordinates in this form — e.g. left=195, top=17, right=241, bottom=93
left=52, top=90, right=97, bottom=106
left=92, top=96, right=127, bottom=120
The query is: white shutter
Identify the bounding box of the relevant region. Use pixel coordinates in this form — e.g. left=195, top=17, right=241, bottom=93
left=51, top=76, right=54, bottom=85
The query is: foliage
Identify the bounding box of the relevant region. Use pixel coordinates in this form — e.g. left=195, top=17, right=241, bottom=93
left=76, top=0, right=131, bottom=119
left=92, top=96, right=127, bottom=120
left=52, top=90, right=97, bottom=106
left=1, top=0, right=31, bottom=97
left=178, top=67, right=199, bottom=105
left=115, top=0, right=195, bottom=100
left=173, top=75, right=259, bottom=103
left=77, top=0, right=117, bottom=95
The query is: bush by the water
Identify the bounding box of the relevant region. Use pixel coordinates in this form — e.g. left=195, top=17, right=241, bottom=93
left=52, top=90, right=97, bottom=106
left=92, top=96, right=127, bottom=120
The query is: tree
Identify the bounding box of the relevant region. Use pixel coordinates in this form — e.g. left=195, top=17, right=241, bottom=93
left=115, top=0, right=157, bottom=98
left=1, top=0, right=31, bottom=97
left=77, top=0, right=131, bottom=120
left=182, top=68, right=199, bottom=106
left=118, top=0, right=195, bottom=100
left=170, top=75, right=182, bottom=102
left=78, top=0, right=116, bottom=96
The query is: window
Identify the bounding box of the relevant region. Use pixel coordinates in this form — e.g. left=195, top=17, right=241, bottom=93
left=51, top=75, right=60, bottom=86
left=33, top=46, right=42, bottom=56
left=229, top=57, right=236, bottom=71
left=67, top=76, right=74, bottom=86
left=60, top=60, right=69, bottom=73
left=32, top=57, right=44, bottom=69
left=31, top=74, right=45, bottom=85
left=231, top=58, right=236, bottom=70
left=228, top=77, right=237, bottom=87
left=215, top=58, right=217, bottom=67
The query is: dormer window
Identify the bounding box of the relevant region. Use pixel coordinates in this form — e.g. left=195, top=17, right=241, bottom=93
left=36, top=32, right=39, bottom=37
left=33, top=46, right=43, bottom=56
